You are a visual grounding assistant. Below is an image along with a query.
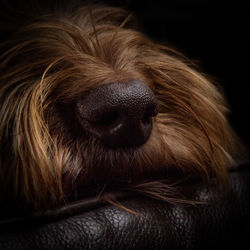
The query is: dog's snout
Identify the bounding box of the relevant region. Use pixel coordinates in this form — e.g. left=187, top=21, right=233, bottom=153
left=76, top=80, right=158, bottom=147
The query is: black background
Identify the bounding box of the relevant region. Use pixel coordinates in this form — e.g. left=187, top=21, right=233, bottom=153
left=105, top=1, right=250, bottom=149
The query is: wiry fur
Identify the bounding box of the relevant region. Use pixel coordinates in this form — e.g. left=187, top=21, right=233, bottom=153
left=0, top=2, right=241, bottom=211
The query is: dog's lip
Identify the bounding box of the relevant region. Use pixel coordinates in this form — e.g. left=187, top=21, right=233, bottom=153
left=63, top=167, right=191, bottom=203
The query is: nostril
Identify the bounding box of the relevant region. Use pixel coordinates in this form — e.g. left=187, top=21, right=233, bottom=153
left=142, top=103, right=158, bottom=125
left=142, top=115, right=151, bottom=125
left=95, top=110, right=120, bottom=128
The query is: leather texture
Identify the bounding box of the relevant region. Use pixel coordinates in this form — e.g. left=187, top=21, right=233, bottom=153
left=0, top=166, right=249, bottom=250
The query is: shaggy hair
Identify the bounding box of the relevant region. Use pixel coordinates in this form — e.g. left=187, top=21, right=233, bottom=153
left=0, top=2, right=241, bottom=211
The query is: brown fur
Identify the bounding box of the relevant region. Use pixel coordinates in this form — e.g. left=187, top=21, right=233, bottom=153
left=0, top=3, right=241, bottom=211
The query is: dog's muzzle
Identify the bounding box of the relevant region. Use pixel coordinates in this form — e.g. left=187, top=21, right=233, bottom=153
left=75, top=80, right=158, bottom=148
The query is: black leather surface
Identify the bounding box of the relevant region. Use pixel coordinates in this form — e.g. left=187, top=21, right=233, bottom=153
left=0, top=166, right=250, bottom=250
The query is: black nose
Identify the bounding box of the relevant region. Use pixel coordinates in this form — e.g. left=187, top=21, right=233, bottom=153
left=75, top=80, right=158, bottom=148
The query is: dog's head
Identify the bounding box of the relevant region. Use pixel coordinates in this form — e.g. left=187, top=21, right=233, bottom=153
left=0, top=3, right=240, bottom=210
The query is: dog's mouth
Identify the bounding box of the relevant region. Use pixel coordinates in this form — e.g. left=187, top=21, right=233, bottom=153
left=58, top=119, right=168, bottom=201
left=62, top=141, right=172, bottom=201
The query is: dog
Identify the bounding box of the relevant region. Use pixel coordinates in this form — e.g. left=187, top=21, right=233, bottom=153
left=0, top=1, right=242, bottom=212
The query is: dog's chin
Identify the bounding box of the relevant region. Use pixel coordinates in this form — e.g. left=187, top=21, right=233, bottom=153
left=61, top=127, right=173, bottom=200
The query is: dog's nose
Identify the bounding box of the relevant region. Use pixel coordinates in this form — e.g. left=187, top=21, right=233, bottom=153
left=76, top=80, right=158, bottom=148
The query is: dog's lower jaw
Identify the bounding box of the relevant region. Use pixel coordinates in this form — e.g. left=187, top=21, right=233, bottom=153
left=60, top=122, right=213, bottom=203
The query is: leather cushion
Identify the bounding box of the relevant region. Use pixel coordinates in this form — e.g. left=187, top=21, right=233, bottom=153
left=0, top=166, right=250, bottom=250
